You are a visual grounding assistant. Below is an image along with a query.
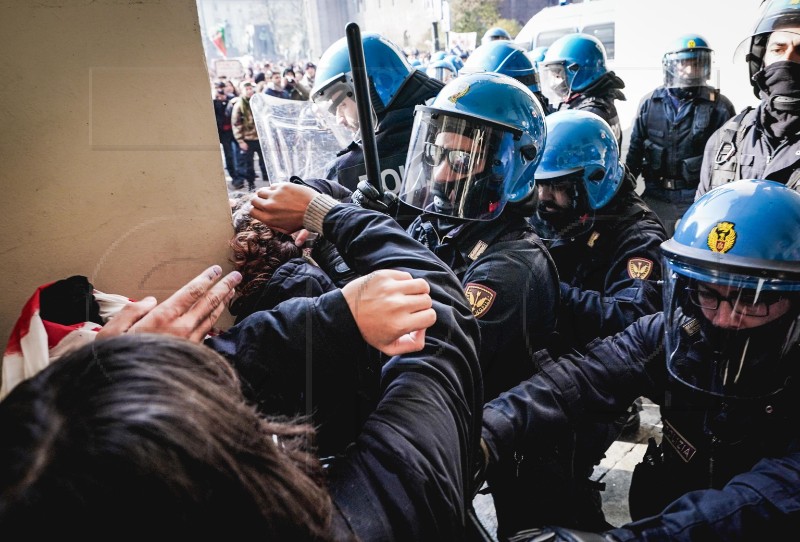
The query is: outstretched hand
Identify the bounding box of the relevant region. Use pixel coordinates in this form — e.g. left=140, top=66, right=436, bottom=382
left=250, top=183, right=318, bottom=234
left=341, top=269, right=436, bottom=356
left=97, top=265, right=242, bottom=343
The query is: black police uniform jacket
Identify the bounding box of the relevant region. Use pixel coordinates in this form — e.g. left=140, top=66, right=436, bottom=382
left=544, top=181, right=667, bottom=351
left=626, top=86, right=735, bottom=191
left=206, top=204, right=482, bottom=541
left=697, top=102, right=800, bottom=198
left=482, top=312, right=800, bottom=541
left=408, top=211, right=560, bottom=402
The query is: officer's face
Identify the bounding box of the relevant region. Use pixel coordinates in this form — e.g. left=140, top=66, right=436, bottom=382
left=331, top=92, right=359, bottom=131
left=765, top=27, right=800, bottom=65
left=537, top=179, right=576, bottom=215
left=693, top=282, right=792, bottom=330
left=431, top=131, right=486, bottom=183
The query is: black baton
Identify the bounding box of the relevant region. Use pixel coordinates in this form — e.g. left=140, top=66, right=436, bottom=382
left=346, top=22, right=383, bottom=195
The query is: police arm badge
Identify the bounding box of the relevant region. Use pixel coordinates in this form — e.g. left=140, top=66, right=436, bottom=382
left=627, top=257, right=654, bottom=279
left=464, top=283, right=496, bottom=318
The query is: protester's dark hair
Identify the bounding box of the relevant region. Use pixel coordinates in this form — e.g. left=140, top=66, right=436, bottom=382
left=228, top=194, right=302, bottom=316
left=0, top=334, right=334, bottom=539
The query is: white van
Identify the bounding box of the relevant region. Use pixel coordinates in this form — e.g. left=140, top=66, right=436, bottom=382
left=516, top=0, right=761, bottom=157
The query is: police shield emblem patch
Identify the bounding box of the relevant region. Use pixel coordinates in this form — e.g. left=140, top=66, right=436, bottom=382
left=627, top=257, right=653, bottom=279
left=464, top=283, right=496, bottom=318
left=707, top=221, right=736, bottom=253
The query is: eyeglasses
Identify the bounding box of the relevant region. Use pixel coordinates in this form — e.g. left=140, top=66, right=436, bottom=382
left=686, top=286, right=785, bottom=317
left=422, top=142, right=474, bottom=173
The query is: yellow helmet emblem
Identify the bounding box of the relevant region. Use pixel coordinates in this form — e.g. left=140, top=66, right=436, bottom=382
left=447, top=84, right=470, bottom=104
left=687, top=39, right=697, bottom=48
left=707, top=221, right=737, bottom=253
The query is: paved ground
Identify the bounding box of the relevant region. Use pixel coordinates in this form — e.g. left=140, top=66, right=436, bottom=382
left=473, top=397, right=662, bottom=539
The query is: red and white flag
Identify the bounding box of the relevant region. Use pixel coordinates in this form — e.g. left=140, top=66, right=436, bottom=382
left=1, top=279, right=131, bottom=399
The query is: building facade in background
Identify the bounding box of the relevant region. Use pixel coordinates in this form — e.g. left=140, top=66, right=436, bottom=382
left=195, top=0, right=553, bottom=66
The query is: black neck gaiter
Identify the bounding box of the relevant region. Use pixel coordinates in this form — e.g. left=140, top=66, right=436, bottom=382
left=754, top=61, right=800, bottom=139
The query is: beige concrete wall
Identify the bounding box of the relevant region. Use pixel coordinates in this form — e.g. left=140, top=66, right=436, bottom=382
left=0, top=0, right=235, bottom=345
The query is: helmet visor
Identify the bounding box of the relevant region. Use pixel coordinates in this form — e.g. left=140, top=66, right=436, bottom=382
left=663, top=258, right=800, bottom=401
left=541, top=62, right=573, bottom=103
left=663, top=50, right=713, bottom=88
left=311, top=77, right=370, bottom=139
left=399, top=108, right=517, bottom=221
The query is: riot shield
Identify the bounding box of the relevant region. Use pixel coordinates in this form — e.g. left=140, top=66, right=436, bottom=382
left=251, top=93, right=354, bottom=183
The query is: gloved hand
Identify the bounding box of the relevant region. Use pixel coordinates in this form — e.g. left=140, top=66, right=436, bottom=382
left=351, top=180, right=398, bottom=215
left=506, top=526, right=617, bottom=542
left=311, top=237, right=359, bottom=288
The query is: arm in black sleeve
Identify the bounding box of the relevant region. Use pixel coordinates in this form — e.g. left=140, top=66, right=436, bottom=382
left=482, top=313, right=665, bottom=466
left=558, top=278, right=662, bottom=347
left=558, top=208, right=666, bottom=345
left=303, top=199, right=483, bottom=540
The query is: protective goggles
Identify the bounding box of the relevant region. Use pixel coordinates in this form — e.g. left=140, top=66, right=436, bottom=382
left=422, top=142, right=475, bottom=174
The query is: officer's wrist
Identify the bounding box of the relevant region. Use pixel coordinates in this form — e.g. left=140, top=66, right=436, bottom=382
left=303, top=194, right=339, bottom=234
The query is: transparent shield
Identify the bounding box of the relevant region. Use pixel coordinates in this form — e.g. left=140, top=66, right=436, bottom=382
left=251, top=93, right=354, bottom=184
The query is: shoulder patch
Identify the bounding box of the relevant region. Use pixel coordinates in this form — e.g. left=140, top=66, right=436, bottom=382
left=627, top=257, right=654, bottom=279
left=464, top=283, right=496, bottom=319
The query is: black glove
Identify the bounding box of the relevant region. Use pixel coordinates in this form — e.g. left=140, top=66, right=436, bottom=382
left=351, top=180, right=398, bottom=215
left=310, top=237, right=359, bottom=288
left=506, top=526, right=617, bottom=542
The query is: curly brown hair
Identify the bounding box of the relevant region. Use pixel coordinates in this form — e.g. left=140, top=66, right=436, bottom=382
left=228, top=215, right=302, bottom=316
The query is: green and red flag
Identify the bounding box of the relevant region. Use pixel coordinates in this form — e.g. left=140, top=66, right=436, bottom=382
left=211, top=25, right=227, bottom=57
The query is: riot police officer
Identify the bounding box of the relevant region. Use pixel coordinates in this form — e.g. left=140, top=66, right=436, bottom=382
left=488, top=109, right=666, bottom=537
left=459, top=39, right=553, bottom=114
left=311, top=32, right=443, bottom=199
left=481, top=178, right=800, bottom=541
left=533, top=110, right=666, bottom=351
left=540, top=33, right=626, bottom=149
left=482, top=26, right=512, bottom=46
left=425, top=55, right=459, bottom=83
left=626, top=34, right=735, bottom=235
left=697, top=0, right=800, bottom=197
left=392, top=71, right=560, bottom=402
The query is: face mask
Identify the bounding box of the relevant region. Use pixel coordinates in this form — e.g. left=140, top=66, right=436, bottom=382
left=754, top=60, right=800, bottom=111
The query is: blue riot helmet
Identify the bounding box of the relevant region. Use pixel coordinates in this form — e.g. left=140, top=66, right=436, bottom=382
left=663, top=34, right=713, bottom=89
left=447, top=54, right=464, bottom=72
left=540, top=33, right=608, bottom=103
left=482, top=27, right=512, bottom=46
left=534, top=109, right=624, bottom=238
left=311, top=33, right=414, bottom=133
left=528, top=46, right=549, bottom=70
left=735, top=0, right=800, bottom=96
left=431, top=50, right=448, bottom=62
left=399, top=72, right=546, bottom=222
left=460, top=40, right=541, bottom=93
left=661, top=179, right=800, bottom=401
left=425, top=57, right=458, bottom=84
